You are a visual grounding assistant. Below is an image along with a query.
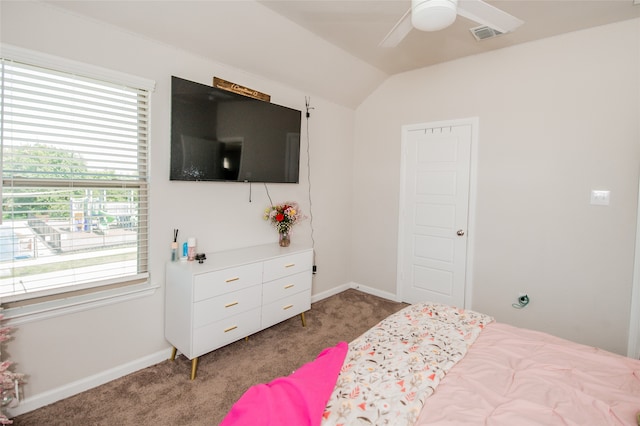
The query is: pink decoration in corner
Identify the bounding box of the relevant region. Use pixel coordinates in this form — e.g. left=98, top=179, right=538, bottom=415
left=220, top=341, right=348, bottom=426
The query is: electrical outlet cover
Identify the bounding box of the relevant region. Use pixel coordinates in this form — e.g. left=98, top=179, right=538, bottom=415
left=590, top=190, right=610, bottom=206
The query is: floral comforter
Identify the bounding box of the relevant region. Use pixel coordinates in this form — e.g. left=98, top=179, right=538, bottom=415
left=321, top=303, right=494, bottom=426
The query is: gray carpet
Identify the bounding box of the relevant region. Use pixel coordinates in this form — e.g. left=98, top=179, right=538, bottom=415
left=14, top=289, right=407, bottom=425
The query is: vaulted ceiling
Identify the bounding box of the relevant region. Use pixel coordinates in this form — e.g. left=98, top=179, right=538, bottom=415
left=44, top=1, right=640, bottom=108
left=260, top=0, right=640, bottom=74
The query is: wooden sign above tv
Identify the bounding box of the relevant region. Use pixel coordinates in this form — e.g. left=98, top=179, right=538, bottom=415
left=213, top=77, right=270, bottom=102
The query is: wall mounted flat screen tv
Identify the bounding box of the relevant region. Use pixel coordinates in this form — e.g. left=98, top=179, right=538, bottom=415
left=170, top=76, right=302, bottom=183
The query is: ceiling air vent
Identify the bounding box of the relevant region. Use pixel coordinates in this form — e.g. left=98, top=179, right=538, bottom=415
left=470, top=25, right=504, bottom=41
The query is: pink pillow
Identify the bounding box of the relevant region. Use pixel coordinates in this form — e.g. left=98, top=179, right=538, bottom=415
left=220, top=341, right=348, bottom=426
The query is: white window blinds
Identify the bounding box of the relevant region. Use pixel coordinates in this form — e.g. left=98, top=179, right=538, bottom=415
left=0, top=56, right=150, bottom=300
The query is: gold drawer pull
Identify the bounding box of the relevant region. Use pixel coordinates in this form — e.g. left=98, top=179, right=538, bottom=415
left=283, top=304, right=294, bottom=310
left=225, top=277, right=240, bottom=283
left=284, top=263, right=295, bottom=268
left=284, top=284, right=295, bottom=289
left=225, top=301, right=239, bottom=308
left=224, top=325, right=238, bottom=333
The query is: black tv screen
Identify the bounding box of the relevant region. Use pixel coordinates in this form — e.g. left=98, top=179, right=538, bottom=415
left=170, top=76, right=301, bottom=183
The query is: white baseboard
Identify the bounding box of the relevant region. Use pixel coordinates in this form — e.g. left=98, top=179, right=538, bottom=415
left=8, top=348, right=173, bottom=417
left=311, top=282, right=400, bottom=304
left=311, top=281, right=401, bottom=303
left=348, top=282, right=401, bottom=303
left=11, top=284, right=400, bottom=418
left=310, top=282, right=351, bottom=303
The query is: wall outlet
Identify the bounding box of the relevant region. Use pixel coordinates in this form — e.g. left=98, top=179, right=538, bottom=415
left=513, top=293, right=530, bottom=309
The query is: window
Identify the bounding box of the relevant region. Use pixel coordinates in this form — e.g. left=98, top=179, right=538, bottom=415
left=0, top=49, right=153, bottom=302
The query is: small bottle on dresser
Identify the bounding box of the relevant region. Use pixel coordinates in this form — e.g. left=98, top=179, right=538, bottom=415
left=182, top=242, right=188, bottom=261
left=171, top=242, right=178, bottom=262
left=187, top=237, right=197, bottom=261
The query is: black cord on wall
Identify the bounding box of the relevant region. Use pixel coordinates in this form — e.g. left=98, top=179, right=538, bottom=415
left=305, top=96, right=316, bottom=271
left=259, top=97, right=316, bottom=271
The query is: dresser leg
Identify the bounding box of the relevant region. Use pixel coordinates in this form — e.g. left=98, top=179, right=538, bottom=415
left=190, top=357, right=199, bottom=380
left=300, top=312, right=306, bottom=327
left=170, top=347, right=177, bottom=361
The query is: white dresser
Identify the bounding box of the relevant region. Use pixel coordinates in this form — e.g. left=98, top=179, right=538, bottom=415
left=165, top=243, right=313, bottom=379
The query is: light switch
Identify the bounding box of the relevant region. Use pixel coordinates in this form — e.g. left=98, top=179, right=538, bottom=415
left=590, top=190, right=610, bottom=206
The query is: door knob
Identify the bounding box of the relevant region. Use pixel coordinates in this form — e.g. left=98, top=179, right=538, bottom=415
left=457, top=229, right=465, bottom=236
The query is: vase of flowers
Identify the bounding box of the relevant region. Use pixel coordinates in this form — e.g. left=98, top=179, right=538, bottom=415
left=264, top=202, right=303, bottom=247
left=278, top=230, right=291, bottom=247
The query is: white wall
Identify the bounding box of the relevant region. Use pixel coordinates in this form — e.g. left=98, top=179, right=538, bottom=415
left=2, top=0, right=639, bottom=416
left=0, top=0, right=355, bottom=411
left=352, top=18, right=640, bottom=355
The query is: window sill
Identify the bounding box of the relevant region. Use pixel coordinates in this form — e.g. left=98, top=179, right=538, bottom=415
left=1, top=282, right=159, bottom=326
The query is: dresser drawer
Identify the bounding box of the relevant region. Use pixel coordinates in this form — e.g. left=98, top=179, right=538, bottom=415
left=262, top=271, right=311, bottom=306
left=193, top=262, right=262, bottom=302
left=262, top=288, right=311, bottom=328
left=263, top=251, right=312, bottom=282
left=193, top=285, right=261, bottom=328
left=193, top=308, right=261, bottom=358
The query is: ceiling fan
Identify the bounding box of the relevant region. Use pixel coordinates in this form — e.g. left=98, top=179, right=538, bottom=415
left=380, top=0, right=524, bottom=47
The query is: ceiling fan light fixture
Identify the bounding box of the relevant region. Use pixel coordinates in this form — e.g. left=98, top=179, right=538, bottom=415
left=411, top=0, right=458, bottom=32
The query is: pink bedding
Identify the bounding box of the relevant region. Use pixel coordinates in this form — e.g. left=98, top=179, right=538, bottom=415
left=321, top=303, right=493, bottom=425
left=222, top=304, right=640, bottom=425
left=415, top=322, right=640, bottom=425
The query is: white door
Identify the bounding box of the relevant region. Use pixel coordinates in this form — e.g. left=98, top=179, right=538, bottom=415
left=398, top=120, right=475, bottom=307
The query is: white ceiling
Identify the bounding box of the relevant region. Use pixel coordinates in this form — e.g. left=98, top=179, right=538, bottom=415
left=42, top=0, right=640, bottom=107
left=259, top=0, right=640, bottom=75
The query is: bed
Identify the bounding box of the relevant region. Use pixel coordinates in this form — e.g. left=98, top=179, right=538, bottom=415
left=221, top=303, right=640, bottom=426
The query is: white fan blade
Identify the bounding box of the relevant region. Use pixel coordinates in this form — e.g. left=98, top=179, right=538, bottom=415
left=457, top=0, right=523, bottom=33
left=379, top=7, right=413, bottom=48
